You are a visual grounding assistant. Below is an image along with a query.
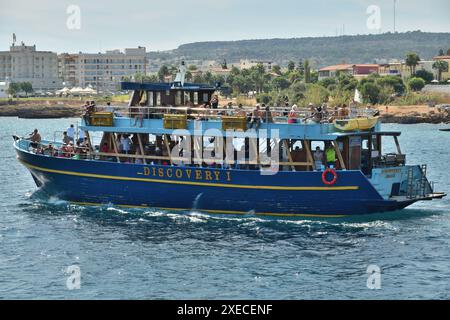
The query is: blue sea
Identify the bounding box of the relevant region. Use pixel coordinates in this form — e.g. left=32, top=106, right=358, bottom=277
left=0, top=117, right=449, bottom=299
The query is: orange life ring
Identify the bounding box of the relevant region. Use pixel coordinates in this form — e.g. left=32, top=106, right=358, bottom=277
left=322, top=168, right=338, bottom=186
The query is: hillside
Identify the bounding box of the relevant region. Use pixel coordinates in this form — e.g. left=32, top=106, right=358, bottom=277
left=148, top=31, right=450, bottom=68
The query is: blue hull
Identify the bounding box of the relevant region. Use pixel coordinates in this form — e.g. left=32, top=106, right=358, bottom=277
left=16, top=148, right=413, bottom=217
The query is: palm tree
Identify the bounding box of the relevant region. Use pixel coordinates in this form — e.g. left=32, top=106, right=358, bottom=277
left=406, top=52, right=420, bottom=75
left=433, top=60, right=449, bottom=82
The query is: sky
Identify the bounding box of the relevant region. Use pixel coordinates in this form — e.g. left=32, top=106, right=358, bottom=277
left=0, top=0, right=449, bottom=53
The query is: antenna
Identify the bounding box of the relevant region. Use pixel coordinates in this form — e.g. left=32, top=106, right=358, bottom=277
left=393, top=0, right=397, bottom=33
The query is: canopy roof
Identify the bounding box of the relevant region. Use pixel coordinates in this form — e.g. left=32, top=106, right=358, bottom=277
left=121, top=82, right=217, bottom=92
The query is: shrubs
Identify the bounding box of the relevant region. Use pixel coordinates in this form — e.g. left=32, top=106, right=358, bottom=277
left=408, top=77, right=426, bottom=92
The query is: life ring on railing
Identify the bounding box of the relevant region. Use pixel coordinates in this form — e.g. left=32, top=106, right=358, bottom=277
left=322, top=168, right=338, bottom=186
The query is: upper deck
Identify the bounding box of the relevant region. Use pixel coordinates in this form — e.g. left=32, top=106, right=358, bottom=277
left=80, top=81, right=383, bottom=140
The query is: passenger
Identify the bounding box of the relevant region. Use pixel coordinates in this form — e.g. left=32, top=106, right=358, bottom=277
left=226, top=102, right=234, bottom=116
left=62, top=131, right=71, bottom=145
left=236, top=104, right=246, bottom=117
left=210, top=95, right=219, bottom=109
left=283, top=102, right=290, bottom=117
left=43, top=143, right=55, bottom=157
left=28, top=129, right=42, bottom=148
left=313, top=146, right=324, bottom=170
left=116, top=134, right=123, bottom=153
left=325, top=143, right=336, bottom=168
left=77, top=129, right=85, bottom=144
left=121, top=134, right=131, bottom=154
left=264, top=105, right=273, bottom=123
left=249, top=104, right=262, bottom=129
left=83, top=101, right=95, bottom=125
left=72, top=147, right=81, bottom=160
left=67, top=124, right=75, bottom=142
left=134, top=149, right=143, bottom=165
left=106, top=102, right=114, bottom=113
left=288, top=105, right=298, bottom=124
left=134, top=102, right=144, bottom=127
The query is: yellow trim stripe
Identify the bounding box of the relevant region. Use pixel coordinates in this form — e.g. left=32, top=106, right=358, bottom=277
left=70, top=201, right=347, bottom=218
left=19, top=159, right=358, bottom=191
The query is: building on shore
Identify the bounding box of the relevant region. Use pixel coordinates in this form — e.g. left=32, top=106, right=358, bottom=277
left=318, top=64, right=379, bottom=81
left=240, top=59, right=273, bottom=71
left=58, top=47, right=148, bottom=92
left=0, top=42, right=61, bottom=91
left=379, top=61, right=438, bottom=80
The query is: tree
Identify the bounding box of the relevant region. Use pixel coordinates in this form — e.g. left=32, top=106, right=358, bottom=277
left=438, top=49, right=445, bottom=56
left=287, top=61, right=295, bottom=72
left=408, top=77, right=426, bottom=92
left=272, top=65, right=282, bottom=75
left=405, top=52, right=420, bottom=75
left=7, top=82, right=20, bottom=97
left=447, top=49, right=450, bottom=56
left=359, top=82, right=381, bottom=104
left=296, top=59, right=305, bottom=76
left=271, top=77, right=290, bottom=91
left=376, top=75, right=406, bottom=95
left=304, top=60, right=311, bottom=83
left=20, top=82, right=33, bottom=97
left=414, top=70, right=435, bottom=83
left=158, top=65, right=170, bottom=82
left=433, top=60, right=449, bottom=82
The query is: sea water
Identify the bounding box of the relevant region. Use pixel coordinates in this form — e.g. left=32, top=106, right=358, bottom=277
left=0, top=117, right=449, bottom=299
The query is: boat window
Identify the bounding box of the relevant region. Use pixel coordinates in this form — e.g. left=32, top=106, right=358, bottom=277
left=156, top=92, right=161, bottom=106
left=292, top=141, right=303, bottom=151
left=175, top=91, right=182, bottom=105
left=203, top=93, right=209, bottom=103
left=184, top=92, right=190, bottom=105
left=311, top=141, right=325, bottom=151
left=194, top=92, right=199, bottom=105
left=148, top=91, right=154, bottom=106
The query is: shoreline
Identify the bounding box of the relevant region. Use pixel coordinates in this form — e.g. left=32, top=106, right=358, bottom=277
left=1, top=101, right=449, bottom=124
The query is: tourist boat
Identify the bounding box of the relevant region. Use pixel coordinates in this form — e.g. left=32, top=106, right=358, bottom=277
left=13, top=67, right=446, bottom=218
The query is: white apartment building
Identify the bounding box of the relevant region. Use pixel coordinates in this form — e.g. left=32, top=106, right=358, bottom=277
left=0, top=42, right=61, bottom=91
left=59, top=47, right=148, bottom=92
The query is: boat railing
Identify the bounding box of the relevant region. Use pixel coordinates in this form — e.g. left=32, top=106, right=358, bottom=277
left=85, top=105, right=378, bottom=125
left=17, top=138, right=316, bottom=170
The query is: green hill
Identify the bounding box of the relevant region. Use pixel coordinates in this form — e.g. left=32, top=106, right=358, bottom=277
left=148, top=31, right=450, bottom=68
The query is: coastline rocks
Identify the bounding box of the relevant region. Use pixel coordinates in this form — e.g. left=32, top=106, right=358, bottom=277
left=381, top=113, right=450, bottom=124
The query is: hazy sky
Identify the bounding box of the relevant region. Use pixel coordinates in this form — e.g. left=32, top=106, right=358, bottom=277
left=0, top=0, right=449, bottom=53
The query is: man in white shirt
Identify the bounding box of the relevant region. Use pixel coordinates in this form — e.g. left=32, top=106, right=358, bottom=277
left=121, top=135, right=131, bottom=154
left=67, top=124, right=75, bottom=142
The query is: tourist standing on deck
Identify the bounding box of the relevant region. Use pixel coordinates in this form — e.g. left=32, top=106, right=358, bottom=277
left=121, top=135, right=131, bottom=155
left=67, top=124, right=75, bottom=142
left=249, top=104, right=262, bottom=129
left=27, top=129, right=41, bottom=148
left=288, top=105, right=298, bottom=124
left=77, top=129, right=85, bottom=144
left=314, top=146, right=324, bottom=171
left=325, top=143, right=336, bottom=168
left=62, top=132, right=71, bottom=145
